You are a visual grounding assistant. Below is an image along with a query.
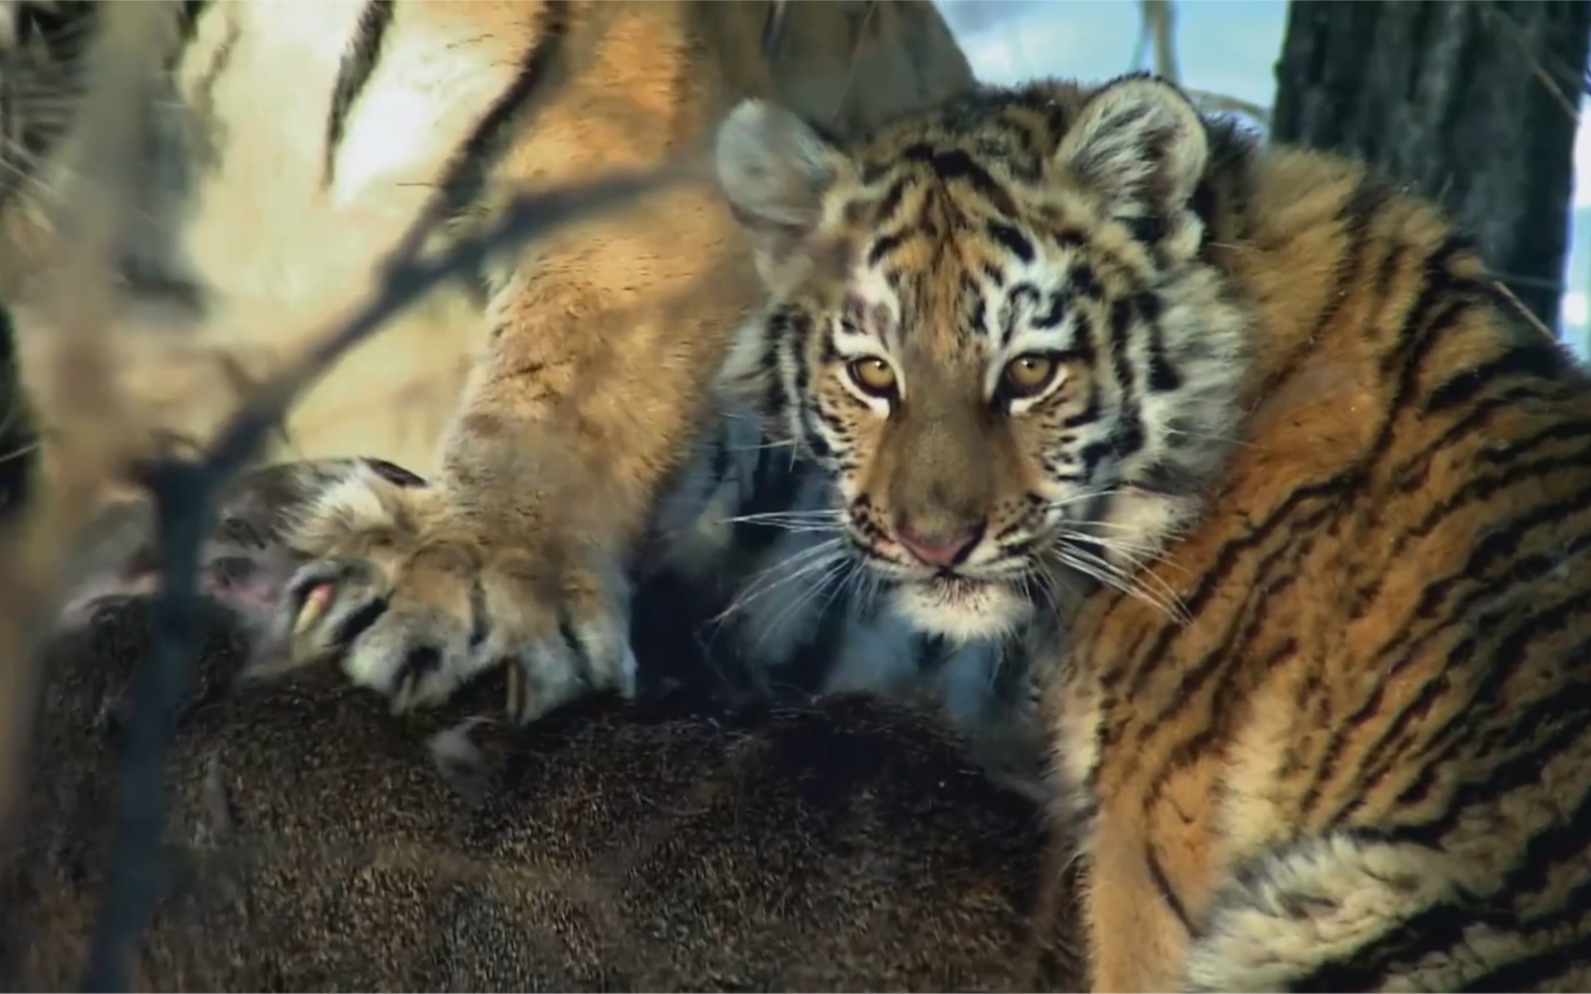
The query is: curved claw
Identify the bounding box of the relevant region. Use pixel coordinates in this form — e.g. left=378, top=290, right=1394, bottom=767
left=292, top=580, right=336, bottom=636
left=276, top=557, right=391, bottom=667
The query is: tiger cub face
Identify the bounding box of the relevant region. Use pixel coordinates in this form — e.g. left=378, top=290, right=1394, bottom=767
left=714, top=75, right=1253, bottom=642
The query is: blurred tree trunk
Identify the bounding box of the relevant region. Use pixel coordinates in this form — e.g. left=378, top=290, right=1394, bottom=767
left=1271, top=1, right=1591, bottom=330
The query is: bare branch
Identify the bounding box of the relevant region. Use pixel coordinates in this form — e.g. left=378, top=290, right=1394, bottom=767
left=1481, top=0, right=1583, bottom=122
left=1184, top=88, right=1271, bottom=128
left=1137, top=0, right=1180, bottom=84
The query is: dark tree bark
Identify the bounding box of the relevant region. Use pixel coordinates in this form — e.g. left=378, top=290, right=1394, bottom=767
left=1272, top=1, right=1591, bottom=329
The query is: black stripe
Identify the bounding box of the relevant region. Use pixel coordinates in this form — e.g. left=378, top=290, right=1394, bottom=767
left=436, top=0, right=570, bottom=215
left=1347, top=412, right=1591, bottom=617
left=875, top=177, right=908, bottom=222
left=467, top=572, right=490, bottom=649
left=1387, top=587, right=1591, bottom=836
left=1303, top=496, right=1591, bottom=820
left=1375, top=234, right=1474, bottom=374
left=1138, top=292, right=1182, bottom=392
left=1424, top=341, right=1568, bottom=414
left=987, top=220, right=1034, bottom=263
left=1391, top=695, right=1591, bottom=851
left=760, top=308, right=796, bottom=420
left=926, top=147, right=1016, bottom=215
left=556, top=608, right=595, bottom=685
left=394, top=644, right=442, bottom=696
left=1145, top=843, right=1193, bottom=933
left=867, top=230, right=907, bottom=267
left=1224, top=179, right=1382, bottom=414
left=1386, top=385, right=1576, bottom=498
left=1031, top=288, right=1067, bottom=329
left=1107, top=297, right=1145, bottom=457
left=1303, top=746, right=1591, bottom=991
left=1352, top=436, right=1591, bottom=618
left=1108, top=472, right=1350, bottom=705
left=1400, top=665, right=1591, bottom=817
left=183, top=3, right=239, bottom=164
left=999, top=282, right=1040, bottom=349
left=1283, top=894, right=1457, bottom=992
left=1327, top=263, right=1526, bottom=623
left=1374, top=438, right=1591, bottom=623
left=1068, top=261, right=1102, bottom=300
left=332, top=596, right=389, bottom=651
left=364, top=457, right=427, bottom=488
left=1457, top=934, right=1591, bottom=993
left=322, top=0, right=395, bottom=187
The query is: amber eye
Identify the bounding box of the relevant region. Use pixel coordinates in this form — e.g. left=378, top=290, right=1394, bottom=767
left=1002, top=353, right=1060, bottom=399
left=846, top=356, right=898, bottom=398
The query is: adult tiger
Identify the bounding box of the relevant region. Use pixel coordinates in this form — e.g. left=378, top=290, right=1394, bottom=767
left=9, top=1, right=1051, bottom=746
left=706, top=72, right=1591, bottom=989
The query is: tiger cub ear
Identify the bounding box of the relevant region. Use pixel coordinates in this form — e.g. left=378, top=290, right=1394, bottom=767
left=1053, top=74, right=1208, bottom=221
left=715, top=99, right=851, bottom=290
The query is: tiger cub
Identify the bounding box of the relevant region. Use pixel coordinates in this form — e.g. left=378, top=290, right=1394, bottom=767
left=713, top=72, right=1591, bottom=990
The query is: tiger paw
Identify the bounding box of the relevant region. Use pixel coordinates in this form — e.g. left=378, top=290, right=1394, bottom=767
left=281, top=529, right=639, bottom=722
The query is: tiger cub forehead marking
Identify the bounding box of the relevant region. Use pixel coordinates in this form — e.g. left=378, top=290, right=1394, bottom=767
left=838, top=281, right=898, bottom=344
left=848, top=206, right=1103, bottom=401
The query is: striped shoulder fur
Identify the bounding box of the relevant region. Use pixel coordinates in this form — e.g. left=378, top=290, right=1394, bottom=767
left=712, top=72, right=1591, bottom=989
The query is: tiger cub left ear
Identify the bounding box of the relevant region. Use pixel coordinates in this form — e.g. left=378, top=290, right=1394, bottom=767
left=1054, top=74, right=1208, bottom=220
left=716, top=99, right=853, bottom=291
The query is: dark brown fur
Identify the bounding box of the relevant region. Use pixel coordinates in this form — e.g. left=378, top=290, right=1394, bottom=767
left=3, top=599, right=1080, bottom=991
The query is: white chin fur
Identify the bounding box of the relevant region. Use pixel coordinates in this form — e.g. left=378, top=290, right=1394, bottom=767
left=891, top=579, right=1031, bottom=643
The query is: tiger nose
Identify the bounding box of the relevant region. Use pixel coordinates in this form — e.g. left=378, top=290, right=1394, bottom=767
left=894, top=514, right=985, bottom=568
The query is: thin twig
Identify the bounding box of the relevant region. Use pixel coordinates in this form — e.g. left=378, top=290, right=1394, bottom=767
left=1138, top=0, right=1180, bottom=84
left=79, top=463, right=208, bottom=993
left=1184, top=88, right=1271, bottom=127
left=1492, top=277, right=1560, bottom=344
left=826, top=0, right=877, bottom=127
left=1480, top=0, right=1582, bottom=122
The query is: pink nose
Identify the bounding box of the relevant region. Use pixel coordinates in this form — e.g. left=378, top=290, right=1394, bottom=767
left=894, top=516, right=984, bottom=568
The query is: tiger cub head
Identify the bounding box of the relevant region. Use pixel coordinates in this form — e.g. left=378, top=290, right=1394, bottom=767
left=713, top=74, right=1252, bottom=642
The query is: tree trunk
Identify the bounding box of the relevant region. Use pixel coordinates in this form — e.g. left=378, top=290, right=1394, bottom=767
left=1271, top=1, right=1591, bottom=330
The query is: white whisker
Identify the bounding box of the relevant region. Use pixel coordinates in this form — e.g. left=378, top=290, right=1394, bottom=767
left=1052, top=544, right=1189, bottom=624
left=720, top=508, right=843, bottom=526
left=746, top=555, right=852, bottom=656
left=1161, top=425, right=1257, bottom=450
left=714, top=537, right=847, bottom=624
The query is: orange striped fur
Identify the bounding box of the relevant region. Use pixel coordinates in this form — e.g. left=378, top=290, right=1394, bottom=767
left=715, top=73, right=1591, bottom=990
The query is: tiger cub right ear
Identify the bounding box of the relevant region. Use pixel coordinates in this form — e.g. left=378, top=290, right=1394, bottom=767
left=1053, top=74, right=1208, bottom=223
left=715, top=99, right=852, bottom=290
